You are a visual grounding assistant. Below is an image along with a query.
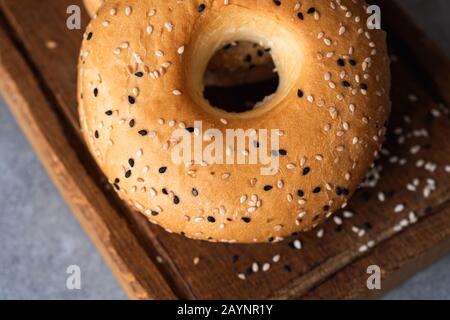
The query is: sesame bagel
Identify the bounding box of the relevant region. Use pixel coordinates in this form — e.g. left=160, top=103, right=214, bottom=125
left=78, top=0, right=390, bottom=243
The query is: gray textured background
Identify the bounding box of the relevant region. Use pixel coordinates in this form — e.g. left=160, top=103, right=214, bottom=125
left=0, top=0, right=449, bottom=300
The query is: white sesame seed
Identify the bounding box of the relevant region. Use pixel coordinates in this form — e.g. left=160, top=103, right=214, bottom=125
left=293, top=239, right=302, bottom=250
left=394, top=203, right=405, bottom=213
left=164, top=21, right=173, bottom=32
left=343, top=210, right=354, bottom=218
left=333, top=216, right=343, bottom=225
left=359, top=245, right=368, bottom=253
left=408, top=94, right=418, bottom=102
left=316, top=228, right=324, bottom=238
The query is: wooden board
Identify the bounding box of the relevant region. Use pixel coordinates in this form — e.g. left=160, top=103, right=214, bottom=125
left=0, top=0, right=449, bottom=300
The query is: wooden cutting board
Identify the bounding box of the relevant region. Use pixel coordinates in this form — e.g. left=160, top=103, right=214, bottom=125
left=0, top=0, right=449, bottom=299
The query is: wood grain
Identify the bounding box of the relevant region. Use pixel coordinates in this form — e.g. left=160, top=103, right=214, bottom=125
left=0, top=0, right=449, bottom=299
left=0, top=13, right=177, bottom=300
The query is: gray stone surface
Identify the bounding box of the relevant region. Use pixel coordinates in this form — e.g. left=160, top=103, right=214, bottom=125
left=0, top=0, right=449, bottom=300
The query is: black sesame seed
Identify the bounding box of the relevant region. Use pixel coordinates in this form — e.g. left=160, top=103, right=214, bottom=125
left=197, top=3, right=206, bottom=12
left=125, top=170, right=132, bottom=178
left=342, top=188, right=350, bottom=195
left=105, top=110, right=113, bottom=116
left=94, top=130, right=99, bottom=139
left=302, top=167, right=311, bottom=175
left=283, top=265, right=292, bottom=272
left=159, top=167, right=167, bottom=174
left=313, top=186, right=321, bottom=193
left=113, top=183, right=120, bottom=191
left=337, top=58, right=345, bottom=66
left=264, top=185, right=273, bottom=191
left=349, top=59, right=357, bottom=66
left=360, top=83, right=368, bottom=90
left=307, top=7, right=316, bottom=14
left=278, top=149, right=287, bottom=156
left=363, top=222, right=373, bottom=230
left=323, top=205, right=331, bottom=211
left=93, top=88, right=98, bottom=97
left=135, top=71, right=144, bottom=77
left=342, top=81, right=351, bottom=87
left=297, top=12, right=304, bottom=20
left=273, top=0, right=281, bottom=6
left=173, top=196, right=180, bottom=205
left=162, top=188, right=168, bottom=195
left=114, top=178, right=120, bottom=184
left=257, top=50, right=264, bottom=57
left=223, top=43, right=232, bottom=50
left=336, top=186, right=343, bottom=196
left=138, top=130, right=148, bottom=136
left=186, top=127, right=195, bottom=133
left=151, top=211, right=159, bottom=216
left=297, top=189, right=304, bottom=197
left=192, top=188, right=199, bottom=197
left=87, top=32, right=93, bottom=40
left=128, top=96, right=136, bottom=104
left=207, top=216, right=216, bottom=223
left=297, top=89, right=304, bottom=98
left=129, top=119, right=135, bottom=127
left=128, top=159, right=135, bottom=167
left=242, top=217, right=251, bottom=223
left=243, top=54, right=252, bottom=63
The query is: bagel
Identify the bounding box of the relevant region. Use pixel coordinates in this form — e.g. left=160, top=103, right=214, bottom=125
left=78, top=0, right=390, bottom=243
left=83, top=0, right=274, bottom=86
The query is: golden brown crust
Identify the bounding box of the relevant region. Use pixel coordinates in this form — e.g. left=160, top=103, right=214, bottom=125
left=83, top=0, right=275, bottom=86
left=78, top=0, right=391, bottom=243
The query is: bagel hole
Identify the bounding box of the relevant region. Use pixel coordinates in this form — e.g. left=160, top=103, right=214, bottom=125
left=203, top=41, right=279, bottom=113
